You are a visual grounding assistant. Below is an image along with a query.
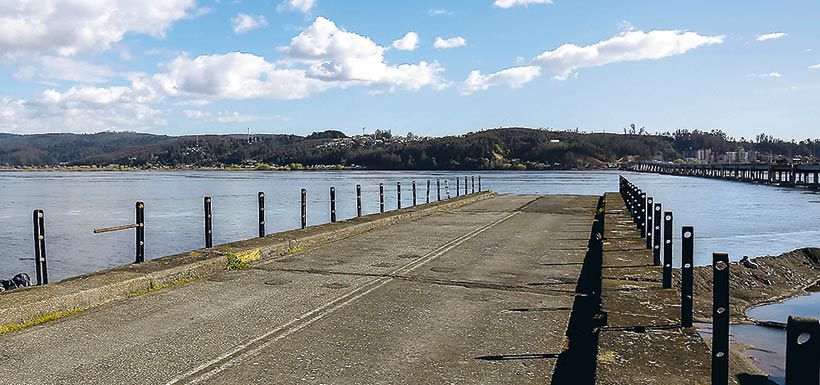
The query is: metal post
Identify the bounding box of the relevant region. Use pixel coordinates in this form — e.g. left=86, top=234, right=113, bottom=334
left=426, top=180, right=430, bottom=204
left=653, top=203, right=662, bottom=266
left=785, top=316, right=819, bottom=385
left=135, top=201, right=145, bottom=264
left=478, top=175, right=482, bottom=191
left=412, top=181, right=417, bottom=206
left=444, top=180, right=450, bottom=199
left=32, top=210, right=48, bottom=285
left=456, top=178, right=460, bottom=197
left=471, top=176, right=475, bottom=193
left=397, top=182, right=402, bottom=209
left=204, top=197, right=213, bottom=248
left=464, top=176, right=468, bottom=195
left=379, top=183, right=385, bottom=213
left=330, top=187, right=337, bottom=222
left=356, top=184, right=362, bottom=217
left=663, top=211, right=673, bottom=288
left=712, top=252, right=730, bottom=385
left=681, top=226, right=694, bottom=328
left=639, top=193, right=647, bottom=237
left=258, top=192, right=265, bottom=238
left=436, top=179, right=441, bottom=201
left=646, top=197, right=654, bottom=250
left=301, top=189, right=307, bottom=229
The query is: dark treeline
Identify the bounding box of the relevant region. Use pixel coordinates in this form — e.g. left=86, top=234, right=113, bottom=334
left=0, top=127, right=816, bottom=170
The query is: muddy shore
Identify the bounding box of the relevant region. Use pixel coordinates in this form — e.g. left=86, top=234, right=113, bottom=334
left=688, top=247, right=819, bottom=325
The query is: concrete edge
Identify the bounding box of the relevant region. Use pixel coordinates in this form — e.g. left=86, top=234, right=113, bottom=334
left=0, top=191, right=496, bottom=328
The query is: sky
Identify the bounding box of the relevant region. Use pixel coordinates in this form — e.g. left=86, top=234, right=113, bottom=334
left=0, top=0, right=818, bottom=140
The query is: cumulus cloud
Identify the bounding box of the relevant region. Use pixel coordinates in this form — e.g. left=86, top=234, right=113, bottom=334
left=277, top=0, right=316, bottom=14
left=280, top=17, right=447, bottom=91
left=231, top=13, right=268, bottom=34
left=0, top=0, right=199, bottom=57
left=756, top=32, right=787, bottom=42
left=12, top=56, right=115, bottom=83
left=494, top=0, right=554, bottom=9
left=750, top=72, right=783, bottom=78
left=427, top=8, right=452, bottom=16
left=0, top=85, right=165, bottom=133
left=810, top=64, right=820, bottom=69
left=183, top=110, right=289, bottom=123
left=534, top=29, right=724, bottom=79
left=434, top=36, right=467, bottom=49
left=463, top=29, right=723, bottom=92
left=461, top=66, right=541, bottom=94
left=152, top=52, right=331, bottom=100
left=392, top=32, right=420, bottom=51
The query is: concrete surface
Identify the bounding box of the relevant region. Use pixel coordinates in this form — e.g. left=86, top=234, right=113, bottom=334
left=0, top=194, right=600, bottom=384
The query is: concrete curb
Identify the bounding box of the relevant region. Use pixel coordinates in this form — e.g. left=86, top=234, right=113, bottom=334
left=0, top=191, right=496, bottom=328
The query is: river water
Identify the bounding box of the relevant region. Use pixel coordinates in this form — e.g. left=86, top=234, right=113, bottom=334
left=1, top=170, right=818, bottom=281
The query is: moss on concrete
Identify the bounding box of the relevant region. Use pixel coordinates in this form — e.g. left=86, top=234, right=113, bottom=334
left=0, top=308, right=85, bottom=336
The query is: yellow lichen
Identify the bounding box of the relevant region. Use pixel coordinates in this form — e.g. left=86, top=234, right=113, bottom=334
left=0, top=308, right=85, bottom=336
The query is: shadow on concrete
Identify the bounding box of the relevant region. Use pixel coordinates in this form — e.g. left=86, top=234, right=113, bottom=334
left=476, top=353, right=560, bottom=361
left=736, top=374, right=779, bottom=385
left=550, top=196, right=606, bottom=385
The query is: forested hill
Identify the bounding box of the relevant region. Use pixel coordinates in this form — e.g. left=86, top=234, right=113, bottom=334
left=0, top=128, right=814, bottom=170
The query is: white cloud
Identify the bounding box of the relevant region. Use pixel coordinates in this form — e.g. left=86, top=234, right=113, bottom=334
left=809, top=64, right=820, bottom=69
left=756, top=32, right=787, bottom=42
left=427, top=8, right=452, bottom=16
left=0, top=85, right=165, bottom=133
left=231, top=13, right=268, bottom=34
left=183, top=110, right=289, bottom=123
left=533, top=29, right=724, bottom=80
left=463, top=29, right=723, bottom=92
left=153, top=52, right=331, bottom=100
left=12, top=56, right=115, bottom=83
left=277, top=0, right=316, bottom=14
left=750, top=72, right=783, bottom=78
left=392, top=32, right=420, bottom=51
left=280, top=17, right=447, bottom=91
left=461, top=66, right=541, bottom=94
left=434, top=36, right=467, bottom=49
left=0, top=0, right=199, bottom=57
left=494, top=0, right=554, bottom=9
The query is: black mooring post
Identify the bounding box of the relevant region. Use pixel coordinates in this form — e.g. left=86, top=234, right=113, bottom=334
left=681, top=226, right=694, bottom=327
left=379, top=183, right=385, bottom=213
left=300, top=189, right=307, bottom=229
left=258, top=192, right=266, bottom=238
left=356, top=184, right=362, bottom=217
left=444, top=180, right=450, bottom=199
left=330, top=187, right=337, bottom=222
left=646, top=197, right=654, bottom=250
left=135, top=201, right=145, bottom=263
left=464, top=176, right=468, bottom=195
left=663, top=211, right=673, bottom=288
left=471, top=176, right=475, bottom=193
left=785, top=316, right=820, bottom=385
left=426, top=180, right=430, bottom=203
left=456, top=177, right=460, bottom=197
left=712, top=252, right=730, bottom=385
left=436, top=179, right=441, bottom=201
left=412, top=181, right=417, bottom=206
left=637, top=191, right=646, bottom=228
left=397, top=181, right=402, bottom=209
left=478, top=175, right=482, bottom=191
left=204, top=197, right=213, bottom=248
left=653, top=203, right=662, bottom=266
left=639, top=193, right=647, bottom=237
left=32, top=209, right=48, bottom=285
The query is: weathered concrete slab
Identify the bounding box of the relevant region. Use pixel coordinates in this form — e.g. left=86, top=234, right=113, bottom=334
left=0, top=194, right=599, bottom=384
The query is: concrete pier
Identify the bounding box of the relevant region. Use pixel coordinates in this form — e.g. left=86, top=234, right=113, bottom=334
left=0, top=194, right=604, bottom=384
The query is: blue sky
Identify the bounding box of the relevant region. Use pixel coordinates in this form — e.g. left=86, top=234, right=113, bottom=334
left=0, top=0, right=818, bottom=139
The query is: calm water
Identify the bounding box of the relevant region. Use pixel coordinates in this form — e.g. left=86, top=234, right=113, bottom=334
left=1, top=170, right=819, bottom=281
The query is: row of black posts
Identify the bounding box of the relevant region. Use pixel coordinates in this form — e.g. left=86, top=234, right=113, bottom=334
left=619, top=175, right=819, bottom=385
left=28, top=176, right=483, bottom=286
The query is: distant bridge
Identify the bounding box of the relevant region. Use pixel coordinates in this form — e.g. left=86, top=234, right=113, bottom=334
left=628, top=162, right=820, bottom=188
